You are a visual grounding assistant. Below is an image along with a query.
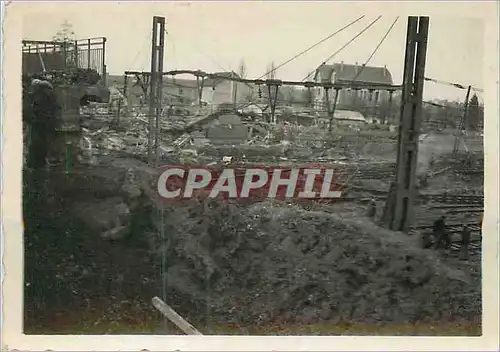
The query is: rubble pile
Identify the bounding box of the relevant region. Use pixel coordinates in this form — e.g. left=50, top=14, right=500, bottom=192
left=433, top=152, right=484, bottom=173
left=153, top=200, right=480, bottom=328
left=68, top=110, right=482, bottom=323
left=76, top=107, right=204, bottom=162
left=74, top=106, right=404, bottom=169
left=420, top=151, right=484, bottom=194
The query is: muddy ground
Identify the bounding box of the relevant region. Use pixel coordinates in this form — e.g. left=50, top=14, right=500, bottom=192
left=23, top=195, right=481, bottom=335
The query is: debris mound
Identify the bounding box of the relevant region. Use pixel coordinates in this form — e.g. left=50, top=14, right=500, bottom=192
left=155, top=200, right=480, bottom=327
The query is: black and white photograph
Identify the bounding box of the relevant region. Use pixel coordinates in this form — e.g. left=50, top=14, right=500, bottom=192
left=2, top=1, right=499, bottom=350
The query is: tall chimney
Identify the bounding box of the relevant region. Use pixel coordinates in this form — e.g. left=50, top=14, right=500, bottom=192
left=383, top=65, right=387, bottom=76
left=340, top=61, right=344, bottom=71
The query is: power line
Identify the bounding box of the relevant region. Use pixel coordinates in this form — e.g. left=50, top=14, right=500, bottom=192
left=352, top=17, right=399, bottom=82
left=190, top=41, right=231, bottom=73
left=167, top=27, right=231, bottom=74
left=424, top=77, right=484, bottom=93
left=258, top=15, right=366, bottom=80
left=129, top=33, right=152, bottom=69
left=302, top=16, right=383, bottom=82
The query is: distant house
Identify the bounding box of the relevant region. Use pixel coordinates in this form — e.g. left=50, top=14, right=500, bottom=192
left=163, top=77, right=199, bottom=105
left=108, top=72, right=256, bottom=109
left=313, top=62, right=394, bottom=111
left=201, top=72, right=254, bottom=107
left=107, top=74, right=199, bottom=106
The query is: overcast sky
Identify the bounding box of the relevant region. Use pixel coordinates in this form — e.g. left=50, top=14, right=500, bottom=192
left=21, top=2, right=485, bottom=101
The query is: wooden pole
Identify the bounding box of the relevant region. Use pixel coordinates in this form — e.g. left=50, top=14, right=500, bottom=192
left=152, top=297, right=203, bottom=335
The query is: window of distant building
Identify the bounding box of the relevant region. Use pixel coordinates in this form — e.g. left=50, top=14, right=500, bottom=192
left=375, top=91, right=380, bottom=102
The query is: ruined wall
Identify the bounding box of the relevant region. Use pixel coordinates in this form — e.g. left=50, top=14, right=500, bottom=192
left=205, top=113, right=249, bottom=145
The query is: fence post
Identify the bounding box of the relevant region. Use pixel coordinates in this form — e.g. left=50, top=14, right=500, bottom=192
left=102, top=38, right=107, bottom=85
left=74, top=40, right=78, bottom=68
left=87, top=39, right=91, bottom=69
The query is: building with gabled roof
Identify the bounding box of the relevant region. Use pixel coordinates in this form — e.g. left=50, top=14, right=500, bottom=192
left=313, top=62, right=395, bottom=115
left=314, top=62, right=393, bottom=85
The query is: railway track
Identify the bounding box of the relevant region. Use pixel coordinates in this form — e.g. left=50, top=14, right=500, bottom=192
left=412, top=222, right=481, bottom=232
left=346, top=186, right=484, bottom=204
left=419, top=194, right=484, bottom=205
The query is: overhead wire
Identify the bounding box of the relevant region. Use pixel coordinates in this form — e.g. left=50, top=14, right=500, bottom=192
left=295, top=16, right=383, bottom=164
left=171, top=26, right=258, bottom=110
left=257, top=15, right=366, bottom=80
left=130, top=32, right=152, bottom=70
left=162, top=20, right=477, bottom=125
left=302, top=16, right=383, bottom=82
left=424, top=77, right=484, bottom=93
left=167, top=30, right=178, bottom=70
left=191, top=44, right=231, bottom=73
left=352, top=17, right=399, bottom=82
left=339, top=16, right=399, bottom=138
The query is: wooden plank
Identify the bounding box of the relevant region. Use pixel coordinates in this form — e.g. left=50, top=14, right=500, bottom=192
left=152, top=297, right=203, bottom=335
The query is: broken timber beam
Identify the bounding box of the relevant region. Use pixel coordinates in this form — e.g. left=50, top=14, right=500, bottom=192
left=124, top=70, right=402, bottom=91
left=152, top=297, right=203, bottom=335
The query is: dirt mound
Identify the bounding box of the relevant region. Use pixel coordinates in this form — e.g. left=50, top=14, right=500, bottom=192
left=155, top=200, right=480, bottom=327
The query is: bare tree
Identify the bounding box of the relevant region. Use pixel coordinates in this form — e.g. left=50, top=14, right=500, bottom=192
left=53, top=20, right=76, bottom=42
left=467, top=94, right=482, bottom=131
left=266, top=61, right=277, bottom=80
left=238, top=59, right=247, bottom=78
left=53, top=20, right=77, bottom=66
left=237, top=59, right=256, bottom=104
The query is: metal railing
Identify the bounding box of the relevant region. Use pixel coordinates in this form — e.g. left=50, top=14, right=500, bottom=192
left=22, top=37, right=107, bottom=81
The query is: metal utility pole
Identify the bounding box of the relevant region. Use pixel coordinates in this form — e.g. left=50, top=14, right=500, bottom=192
left=148, top=16, right=166, bottom=165
left=453, top=85, right=472, bottom=153
left=328, top=88, right=340, bottom=133
left=382, top=16, right=429, bottom=232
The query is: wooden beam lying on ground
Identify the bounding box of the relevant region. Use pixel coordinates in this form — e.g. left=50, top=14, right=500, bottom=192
left=152, top=296, right=203, bottom=335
